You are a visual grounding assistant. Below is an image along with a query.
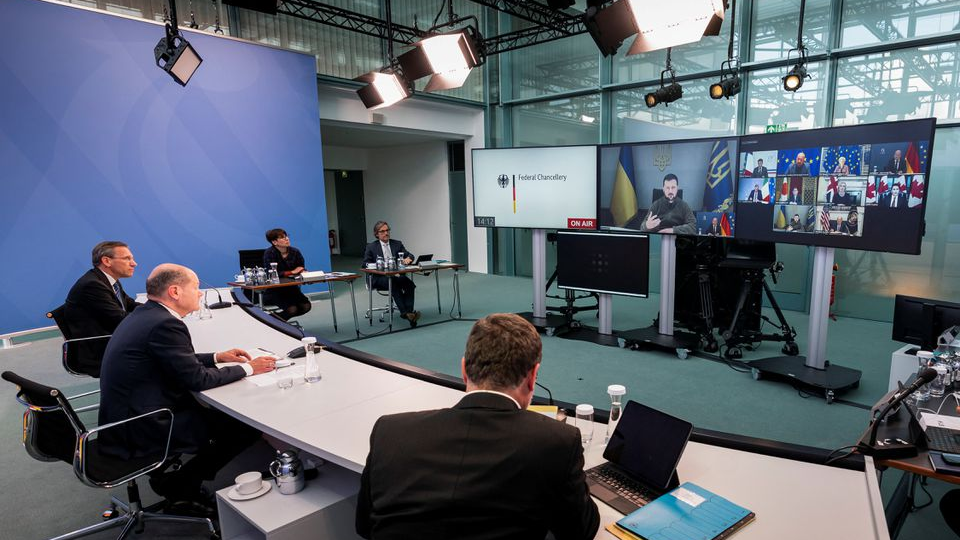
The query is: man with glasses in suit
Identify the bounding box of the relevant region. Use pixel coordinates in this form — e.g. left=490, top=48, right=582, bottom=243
left=363, top=221, right=420, bottom=327
left=62, top=241, right=141, bottom=376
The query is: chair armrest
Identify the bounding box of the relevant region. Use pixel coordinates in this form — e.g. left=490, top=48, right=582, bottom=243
left=75, top=408, right=175, bottom=488
left=63, top=334, right=111, bottom=344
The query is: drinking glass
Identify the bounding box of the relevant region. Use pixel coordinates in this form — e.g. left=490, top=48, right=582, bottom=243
left=575, top=404, right=594, bottom=446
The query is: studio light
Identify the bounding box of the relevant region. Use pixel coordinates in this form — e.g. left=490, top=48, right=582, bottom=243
left=709, top=75, right=740, bottom=99
left=623, top=0, right=726, bottom=55
left=783, top=0, right=810, bottom=93
left=583, top=0, right=639, bottom=57
left=154, top=0, right=201, bottom=86
left=645, top=47, right=683, bottom=108
left=397, top=28, right=482, bottom=91
left=645, top=82, right=683, bottom=108
left=782, top=61, right=808, bottom=92
left=355, top=72, right=411, bottom=110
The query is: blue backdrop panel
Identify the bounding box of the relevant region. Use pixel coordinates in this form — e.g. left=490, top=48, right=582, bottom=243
left=0, top=0, right=328, bottom=333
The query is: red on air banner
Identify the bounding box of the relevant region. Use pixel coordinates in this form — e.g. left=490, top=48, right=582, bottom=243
left=567, top=218, right=596, bottom=229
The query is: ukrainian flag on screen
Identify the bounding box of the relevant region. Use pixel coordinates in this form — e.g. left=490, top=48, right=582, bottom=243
left=610, top=146, right=638, bottom=227
left=775, top=205, right=787, bottom=229
left=703, top=141, right=733, bottom=212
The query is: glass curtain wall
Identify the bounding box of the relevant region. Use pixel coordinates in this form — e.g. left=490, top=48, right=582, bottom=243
left=493, top=0, right=960, bottom=321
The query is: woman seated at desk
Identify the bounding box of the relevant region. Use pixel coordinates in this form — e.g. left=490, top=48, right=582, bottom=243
left=263, top=228, right=312, bottom=321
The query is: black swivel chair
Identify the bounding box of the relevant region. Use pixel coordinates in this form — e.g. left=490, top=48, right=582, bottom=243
left=47, top=304, right=111, bottom=380
left=237, top=249, right=289, bottom=321
left=1, top=371, right=217, bottom=540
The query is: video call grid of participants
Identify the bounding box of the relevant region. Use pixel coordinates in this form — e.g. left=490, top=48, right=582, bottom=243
left=736, top=141, right=927, bottom=237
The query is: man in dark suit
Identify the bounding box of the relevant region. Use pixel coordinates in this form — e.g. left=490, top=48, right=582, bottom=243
left=62, top=241, right=141, bottom=377
left=363, top=221, right=419, bottom=327
left=99, top=263, right=276, bottom=513
left=356, top=313, right=600, bottom=540
left=786, top=186, right=803, bottom=204
left=751, top=158, right=768, bottom=179
left=886, top=149, right=906, bottom=174
left=746, top=183, right=764, bottom=203
left=707, top=216, right=722, bottom=235
left=879, top=183, right=908, bottom=209
left=785, top=152, right=811, bottom=175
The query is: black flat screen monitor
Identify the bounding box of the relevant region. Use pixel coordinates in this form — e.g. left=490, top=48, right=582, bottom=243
left=598, top=137, right=739, bottom=237
left=892, top=294, right=960, bottom=351
left=556, top=231, right=649, bottom=298
left=734, top=118, right=936, bottom=254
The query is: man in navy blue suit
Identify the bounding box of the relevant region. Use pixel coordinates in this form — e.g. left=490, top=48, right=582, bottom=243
left=363, top=221, right=420, bottom=327
left=99, top=263, right=276, bottom=513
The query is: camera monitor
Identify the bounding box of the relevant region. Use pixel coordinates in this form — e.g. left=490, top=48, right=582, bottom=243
left=734, top=118, right=935, bottom=254
left=556, top=231, right=649, bottom=298
left=598, top=137, right=739, bottom=237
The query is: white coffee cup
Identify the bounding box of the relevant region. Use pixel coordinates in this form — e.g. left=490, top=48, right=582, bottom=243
left=235, top=471, right=262, bottom=495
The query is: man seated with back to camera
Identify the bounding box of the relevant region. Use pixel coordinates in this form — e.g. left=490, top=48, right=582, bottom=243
left=263, top=228, right=312, bottom=321
left=363, top=221, right=420, bottom=327
left=356, top=313, right=600, bottom=540
left=631, top=173, right=696, bottom=234
left=62, top=241, right=142, bottom=377
left=99, top=264, right=276, bottom=516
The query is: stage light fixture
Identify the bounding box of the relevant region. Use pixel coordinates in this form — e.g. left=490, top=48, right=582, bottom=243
left=154, top=0, right=201, bottom=86
left=355, top=72, right=411, bottom=110
left=645, top=82, right=683, bottom=108
left=709, top=75, right=740, bottom=99
left=397, top=28, right=482, bottom=91
left=782, top=61, right=808, bottom=92
left=783, top=0, right=810, bottom=93
left=583, top=0, right=639, bottom=57
left=623, top=0, right=726, bottom=55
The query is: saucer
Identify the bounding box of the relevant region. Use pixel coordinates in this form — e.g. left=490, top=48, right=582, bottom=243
left=227, top=480, right=272, bottom=501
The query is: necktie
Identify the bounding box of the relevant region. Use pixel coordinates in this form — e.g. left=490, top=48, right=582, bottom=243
left=381, top=242, right=392, bottom=259
left=892, top=196, right=897, bottom=208
left=113, top=281, right=124, bottom=305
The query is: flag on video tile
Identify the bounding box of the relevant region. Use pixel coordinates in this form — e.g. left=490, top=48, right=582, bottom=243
left=780, top=178, right=789, bottom=200
left=775, top=205, right=787, bottom=229
left=703, top=141, right=733, bottom=212
left=820, top=206, right=831, bottom=231
left=909, top=175, right=925, bottom=208
left=741, top=152, right=755, bottom=177
left=906, top=142, right=920, bottom=174
left=764, top=180, right=772, bottom=203
left=866, top=177, right=877, bottom=204
left=610, top=146, right=639, bottom=227
left=824, top=175, right=838, bottom=202
left=806, top=205, right=816, bottom=231
left=720, top=213, right=732, bottom=236
left=878, top=175, right=890, bottom=196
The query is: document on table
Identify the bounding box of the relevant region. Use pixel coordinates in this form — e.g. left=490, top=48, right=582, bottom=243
left=920, top=412, right=960, bottom=431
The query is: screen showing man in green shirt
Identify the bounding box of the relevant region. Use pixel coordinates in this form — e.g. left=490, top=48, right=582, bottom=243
left=638, top=173, right=696, bottom=235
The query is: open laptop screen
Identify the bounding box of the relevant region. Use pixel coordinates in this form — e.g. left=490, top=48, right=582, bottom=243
left=603, top=400, right=693, bottom=490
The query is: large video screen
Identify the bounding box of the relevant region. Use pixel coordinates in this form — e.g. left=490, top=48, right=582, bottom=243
left=735, top=118, right=936, bottom=254
left=556, top=231, right=649, bottom=297
left=598, top=138, right=739, bottom=237
left=471, top=146, right=598, bottom=229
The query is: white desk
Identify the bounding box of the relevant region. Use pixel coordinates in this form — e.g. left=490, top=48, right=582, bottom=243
left=189, top=304, right=889, bottom=540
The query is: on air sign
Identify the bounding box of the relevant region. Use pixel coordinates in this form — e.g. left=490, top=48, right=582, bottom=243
left=567, top=218, right=596, bottom=229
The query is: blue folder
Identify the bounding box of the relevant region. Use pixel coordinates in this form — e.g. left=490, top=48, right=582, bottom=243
left=615, top=482, right=755, bottom=540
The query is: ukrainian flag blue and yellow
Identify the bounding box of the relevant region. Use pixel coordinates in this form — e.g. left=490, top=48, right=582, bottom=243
left=610, top=146, right=638, bottom=227
left=703, top=140, right=733, bottom=212
left=775, top=205, right=787, bottom=229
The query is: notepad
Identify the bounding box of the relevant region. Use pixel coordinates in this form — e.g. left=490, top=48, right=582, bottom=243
left=608, top=482, right=755, bottom=540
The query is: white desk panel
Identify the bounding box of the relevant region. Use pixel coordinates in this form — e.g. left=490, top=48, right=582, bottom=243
left=191, top=304, right=888, bottom=540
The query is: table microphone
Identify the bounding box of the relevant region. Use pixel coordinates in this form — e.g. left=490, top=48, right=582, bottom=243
left=858, top=367, right=937, bottom=459
left=199, top=278, right=233, bottom=309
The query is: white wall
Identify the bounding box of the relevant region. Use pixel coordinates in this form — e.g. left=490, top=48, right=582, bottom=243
left=363, top=142, right=451, bottom=261
left=317, top=84, right=488, bottom=272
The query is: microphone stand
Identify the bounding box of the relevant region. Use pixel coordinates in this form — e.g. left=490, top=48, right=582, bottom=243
left=200, top=278, right=232, bottom=309
left=856, top=368, right=936, bottom=459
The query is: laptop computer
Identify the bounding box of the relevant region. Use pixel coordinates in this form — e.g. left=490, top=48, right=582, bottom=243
left=414, top=253, right=433, bottom=264
left=585, top=400, right=693, bottom=515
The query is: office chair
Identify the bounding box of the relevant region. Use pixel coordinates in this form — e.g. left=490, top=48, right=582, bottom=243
left=237, top=248, right=288, bottom=318
left=46, top=306, right=107, bottom=411
left=364, top=274, right=395, bottom=324
left=1, top=371, right=217, bottom=540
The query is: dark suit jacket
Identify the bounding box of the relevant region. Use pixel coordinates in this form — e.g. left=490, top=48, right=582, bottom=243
left=879, top=192, right=908, bottom=208
left=98, top=301, right=246, bottom=459
left=785, top=163, right=810, bottom=175
left=356, top=392, right=600, bottom=540
left=363, top=239, right=414, bottom=266
left=886, top=158, right=906, bottom=174
left=746, top=189, right=764, bottom=202
left=62, top=268, right=139, bottom=377
left=751, top=166, right=768, bottom=178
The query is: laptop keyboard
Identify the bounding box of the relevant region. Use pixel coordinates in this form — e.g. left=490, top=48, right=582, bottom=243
left=587, top=464, right=658, bottom=507
left=926, top=426, right=960, bottom=453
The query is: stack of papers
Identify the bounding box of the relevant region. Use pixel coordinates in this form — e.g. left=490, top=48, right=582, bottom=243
left=300, top=270, right=326, bottom=279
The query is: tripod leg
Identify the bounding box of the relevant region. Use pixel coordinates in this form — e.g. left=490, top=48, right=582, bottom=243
left=762, top=277, right=799, bottom=355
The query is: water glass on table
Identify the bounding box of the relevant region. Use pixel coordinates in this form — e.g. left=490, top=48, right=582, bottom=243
left=575, top=404, right=594, bottom=446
